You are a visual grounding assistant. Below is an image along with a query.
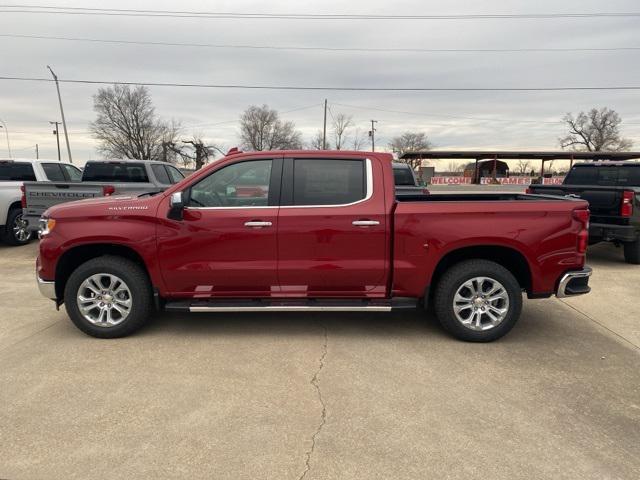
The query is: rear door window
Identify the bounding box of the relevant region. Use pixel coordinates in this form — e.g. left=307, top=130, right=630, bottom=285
left=292, top=159, right=365, bottom=206
left=41, top=163, right=66, bottom=181
left=0, top=162, right=36, bottom=181
left=82, top=162, right=150, bottom=182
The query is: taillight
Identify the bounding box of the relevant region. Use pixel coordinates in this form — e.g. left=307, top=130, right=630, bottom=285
left=620, top=190, right=634, bottom=217
left=573, top=208, right=590, bottom=254
left=20, top=185, right=26, bottom=208
left=525, top=187, right=532, bottom=194
left=102, top=185, right=115, bottom=196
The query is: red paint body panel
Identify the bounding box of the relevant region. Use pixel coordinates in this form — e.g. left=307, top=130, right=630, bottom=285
left=37, top=149, right=588, bottom=303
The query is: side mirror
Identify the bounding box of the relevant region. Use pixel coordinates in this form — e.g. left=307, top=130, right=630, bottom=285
left=168, top=191, right=184, bottom=220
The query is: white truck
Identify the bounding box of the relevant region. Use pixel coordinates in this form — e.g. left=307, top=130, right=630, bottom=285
left=22, top=159, right=185, bottom=233
left=0, top=159, right=82, bottom=245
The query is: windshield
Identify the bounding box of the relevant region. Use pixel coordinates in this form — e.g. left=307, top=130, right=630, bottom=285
left=564, top=165, right=640, bottom=187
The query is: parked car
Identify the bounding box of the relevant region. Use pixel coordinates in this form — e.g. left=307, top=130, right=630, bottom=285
left=23, top=159, right=184, bottom=232
left=0, top=159, right=81, bottom=245
left=392, top=162, right=430, bottom=195
left=528, top=161, right=640, bottom=263
left=36, top=150, right=591, bottom=342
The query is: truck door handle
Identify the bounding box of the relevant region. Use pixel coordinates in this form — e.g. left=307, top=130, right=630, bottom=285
left=244, top=221, right=272, bottom=228
left=352, top=220, right=380, bottom=227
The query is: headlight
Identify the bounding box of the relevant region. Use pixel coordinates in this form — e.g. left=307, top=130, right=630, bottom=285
left=39, top=217, right=56, bottom=237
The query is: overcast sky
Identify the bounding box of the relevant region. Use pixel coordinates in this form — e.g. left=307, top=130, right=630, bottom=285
left=1, top=0, right=639, bottom=164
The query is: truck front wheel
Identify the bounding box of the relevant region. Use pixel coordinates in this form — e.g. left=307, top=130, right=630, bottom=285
left=63, top=256, right=153, bottom=338
left=623, top=239, right=640, bottom=264
left=433, top=260, right=523, bottom=342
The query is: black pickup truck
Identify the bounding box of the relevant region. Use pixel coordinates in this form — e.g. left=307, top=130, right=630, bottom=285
left=528, top=162, right=640, bottom=263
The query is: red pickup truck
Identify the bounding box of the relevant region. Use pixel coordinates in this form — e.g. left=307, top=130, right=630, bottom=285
left=36, top=150, right=592, bottom=342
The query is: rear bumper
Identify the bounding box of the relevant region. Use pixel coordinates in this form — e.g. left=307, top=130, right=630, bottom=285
left=589, top=223, right=638, bottom=242
left=556, top=267, right=592, bottom=298
left=37, top=273, right=56, bottom=300
left=23, top=214, right=41, bottom=233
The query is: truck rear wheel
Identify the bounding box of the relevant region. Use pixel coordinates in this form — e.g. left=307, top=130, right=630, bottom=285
left=2, top=208, right=32, bottom=246
left=623, top=239, right=640, bottom=264
left=433, top=260, right=523, bottom=342
left=63, top=256, right=152, bottom=338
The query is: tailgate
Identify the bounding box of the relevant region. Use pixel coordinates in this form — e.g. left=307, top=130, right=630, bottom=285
left=530, top=184, right=622, bottom=217
left=23, top=182, right=105, bottom=217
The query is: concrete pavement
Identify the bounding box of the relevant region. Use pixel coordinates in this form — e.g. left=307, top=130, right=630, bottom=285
left=0, top=242, right=639, bottom=479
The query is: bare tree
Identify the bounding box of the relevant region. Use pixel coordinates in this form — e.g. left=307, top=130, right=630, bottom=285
left=559, top=107, right=633, bottom=151
left=308, top=130, right=325, bottom=150
left=446, top=160, right=464, bottom=174
left=331, top=113, right=353, bottom=150
left=90, top=84, right=179, bottom=160
left=239, top=104, right=303, bottom=151
left=515, top=159, right=532, bottom=175
left=389, top=131, right=433, bottom=169
left=352, top=128, right=366, bottom=150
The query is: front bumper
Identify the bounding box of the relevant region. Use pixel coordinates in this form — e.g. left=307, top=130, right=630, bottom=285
left=37, top=274, right=56, bottom=300
left=556, top=267, right=592, bottom=298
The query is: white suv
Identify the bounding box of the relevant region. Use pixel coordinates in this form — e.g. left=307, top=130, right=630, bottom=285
left=0, top=159, right=81, bottom=245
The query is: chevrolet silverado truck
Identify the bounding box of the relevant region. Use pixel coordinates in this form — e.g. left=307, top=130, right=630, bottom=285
left=528, top=161, right=640, bottom=263
left=0, top=158, right=81, bottom=245
left=23, top=159, right=185, bottom=232
left=36, top=150, right=592, bottom=342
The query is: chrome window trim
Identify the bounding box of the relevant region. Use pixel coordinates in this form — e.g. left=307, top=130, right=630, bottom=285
left=185, top=158, right=373, bottom=210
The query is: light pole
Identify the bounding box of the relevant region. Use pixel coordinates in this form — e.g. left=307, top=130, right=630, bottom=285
left=369, top=120, right=377, bottom=152
left=46, top=66, right=73, bottom=163
left=50, top=121, right=61, bottom=161
left=0, top=119, right=12, bottom=159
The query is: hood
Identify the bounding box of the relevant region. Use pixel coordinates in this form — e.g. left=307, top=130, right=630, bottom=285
left=45, top=193, right=162, bottom=218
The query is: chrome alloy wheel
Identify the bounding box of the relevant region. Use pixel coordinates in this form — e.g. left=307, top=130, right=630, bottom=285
left=453, top=276, right=510, bottom=331
left=12, top=213, right=31, bottom=242
left=76, top=274, right=132, bottom=327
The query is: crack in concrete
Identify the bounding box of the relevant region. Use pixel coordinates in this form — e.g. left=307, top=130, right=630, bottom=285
left=297, top=322, right=328, bottom=480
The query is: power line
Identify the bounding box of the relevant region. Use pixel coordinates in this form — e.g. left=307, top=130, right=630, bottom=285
left=2, top=76, right=640, bottom=92
left=331, top=102, right=564, bottom=125
left=1, top=5, right=640, bottom=20
left=3, top=33, right=640, bottom=54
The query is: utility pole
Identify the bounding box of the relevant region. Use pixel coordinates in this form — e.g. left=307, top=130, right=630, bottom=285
left=322, top=99, right=328, bottom=149
left=369, top=120, right=378, bottom=152
left=0, top=119, right=12, bottom=158
left=50, top=121, right=61, bottom=161
left=35, top=144, right=39, bottom=159
left=46, top=66, right=72, bottom=163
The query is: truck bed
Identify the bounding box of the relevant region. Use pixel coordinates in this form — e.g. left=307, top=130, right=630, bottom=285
left=396, top=193, right=573, bottom=202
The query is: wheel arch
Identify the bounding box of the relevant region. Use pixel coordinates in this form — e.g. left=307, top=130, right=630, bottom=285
left=55, top=243, right=153, bottom=300
left=429, top=245, right=532, bottom=300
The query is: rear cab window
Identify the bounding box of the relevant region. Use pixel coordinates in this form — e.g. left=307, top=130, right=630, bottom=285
left=82, top=162, right=149, bottom=183
left=290, top=159, right=366, bottom=206
left=393, top=166, right=417, bottom=186
left=0, top=162, right=36, bottom=181
left=564, top=165, right=640, bottom=187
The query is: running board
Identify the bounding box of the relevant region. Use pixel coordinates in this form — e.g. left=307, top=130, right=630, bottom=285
left=164, top=297, right=417, bottom=313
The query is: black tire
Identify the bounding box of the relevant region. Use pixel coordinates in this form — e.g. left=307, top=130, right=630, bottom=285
left=623, top=239, right=640, bottom=264
left=433, top=259, right=523, bottom=342
left=63, top=256, right=152, bottom=338
left=2, top=208, right=32, bottom=246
